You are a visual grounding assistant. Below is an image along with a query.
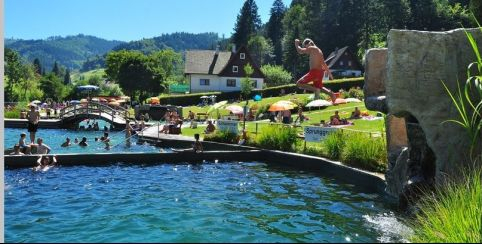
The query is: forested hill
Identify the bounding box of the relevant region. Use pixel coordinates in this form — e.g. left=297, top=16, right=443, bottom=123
left=81, top=32, right=221, bottom=71
left=112, top=32, right=220, bottom=53
left=5, top=34, right=124, bottom=71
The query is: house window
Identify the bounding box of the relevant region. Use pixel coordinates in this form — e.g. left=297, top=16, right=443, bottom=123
left=251, top=80, right=257, bottom=88
left=339, top=61, right=344, bottom=66
left=233, top=66, right=238, bottom=73
left=240, top=53, right=245, bottom=59
left=227, top=79, right=236, bottom=87
left=200, top=79, right=210, bottom=86
left=348, top=61, right=352, bottom=67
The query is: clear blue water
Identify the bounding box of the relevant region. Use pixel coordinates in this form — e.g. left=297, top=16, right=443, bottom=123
left=5, top=126, right=161, bottom=154
left=5, top=162, right=411, bottom=242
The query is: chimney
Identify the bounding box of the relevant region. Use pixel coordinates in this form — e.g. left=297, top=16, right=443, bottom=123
left=215, top=45, right=220, bottom=55
left=232, top=44, right=236, bottom=53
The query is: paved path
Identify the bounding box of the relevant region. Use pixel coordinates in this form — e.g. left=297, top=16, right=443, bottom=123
left=137, top=124, right=195, bottom=141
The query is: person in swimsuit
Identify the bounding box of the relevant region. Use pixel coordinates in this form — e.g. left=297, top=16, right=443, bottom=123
left=294, top=38, right=336, bottom=102
left=26, top=104, right=41, bottom=143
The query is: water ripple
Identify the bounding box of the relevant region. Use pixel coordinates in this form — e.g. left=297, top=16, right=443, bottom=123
left=5, top=162, right=410, bottom=242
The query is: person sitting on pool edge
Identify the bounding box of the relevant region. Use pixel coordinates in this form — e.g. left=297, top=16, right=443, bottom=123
left=192, top=133, right=203, bottom=153
left=10, top=144, right=24, bottom=155
left=204, top=120, right=216, bottom=134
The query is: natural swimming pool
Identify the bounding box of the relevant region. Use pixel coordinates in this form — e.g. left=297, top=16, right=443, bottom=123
left=4, top=161, right=411, bottom=242
left=4, top=126, right=161, bottom=154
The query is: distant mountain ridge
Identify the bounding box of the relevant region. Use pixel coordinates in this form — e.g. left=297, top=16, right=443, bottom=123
left=6, top=32, right=222, bottom=72
left=5, top=34, right=124, bottom=71
left=112, top=32, right=220, bottom=53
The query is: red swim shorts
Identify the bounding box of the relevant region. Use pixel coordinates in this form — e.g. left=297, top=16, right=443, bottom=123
left=299, top=69, right=325, bottom=88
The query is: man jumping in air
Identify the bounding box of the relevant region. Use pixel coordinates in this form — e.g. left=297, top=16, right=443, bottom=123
left=294, top=38, right=337, bottom=102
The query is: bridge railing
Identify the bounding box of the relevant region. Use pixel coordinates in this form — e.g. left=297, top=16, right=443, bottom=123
left=59, top=102, right=135, bottom=124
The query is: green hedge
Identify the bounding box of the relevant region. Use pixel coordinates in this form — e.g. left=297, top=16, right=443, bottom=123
left=157, top=77, right=364, bottom=106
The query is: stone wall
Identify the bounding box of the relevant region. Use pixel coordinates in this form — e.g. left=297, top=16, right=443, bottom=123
left=364, top=28, right=482, bottom=200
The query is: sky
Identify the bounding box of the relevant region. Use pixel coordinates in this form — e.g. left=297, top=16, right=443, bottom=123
left=5, top=0, right=292, bottom=42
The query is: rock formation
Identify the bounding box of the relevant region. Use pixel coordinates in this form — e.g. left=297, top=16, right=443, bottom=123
left=364, top=28, right=482, bottom=203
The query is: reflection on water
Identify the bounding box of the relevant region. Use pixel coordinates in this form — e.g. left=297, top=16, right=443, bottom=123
left=5, top=161, right=411, bottom=242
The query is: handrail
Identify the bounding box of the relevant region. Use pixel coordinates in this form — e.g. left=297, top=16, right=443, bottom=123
left=59, top=101, right=136, bottom=125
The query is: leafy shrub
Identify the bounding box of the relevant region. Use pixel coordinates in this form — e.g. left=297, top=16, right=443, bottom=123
left=348, top=87, right=364, bottom=100
left=261, top=64, right=293, bottom=87
left=323, top=130, right=346, bottom=159
left=204, top=130, right=239, bottom=144
left=341, top=132, right=387, bottom=172
left=256, top=125, right=299, bottom=151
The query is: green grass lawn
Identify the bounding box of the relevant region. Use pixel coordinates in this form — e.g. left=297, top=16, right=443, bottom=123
left=180, top=101, right=384, bottom=139
left=71, top=68, right=106, bottom=81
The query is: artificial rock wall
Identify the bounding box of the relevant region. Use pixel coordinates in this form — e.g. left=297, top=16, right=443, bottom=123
left=364, top=28, right=482, bottom=199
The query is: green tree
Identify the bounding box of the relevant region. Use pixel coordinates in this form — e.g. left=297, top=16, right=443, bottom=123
left=4, top=48, right=25, bottom=101
left=232, top=0, right=262, bottom=48
left=241, top=63, right=255, bottom=99
left=241, top=63, right=254, bottom=131
left=33, top=58, right=42, bottom=75
left=52, top=61, right=61, bottom=76
left=282, top=4, right=308, bottom=78
left=40, top=73, right=66, bottom=101
left=64, top=68, right=71, bottom=85
left=470, top=0, right=482, bottom=23
left=149, top=49, right=183, bottom=80
left=247, top=35, right=274, bottom=66
left=117, top=54, right=163, bottom=102
left=266, top=0, right=287, bottom=65
left=105, top=50, right=141, bottom=82
left=261, top=64, right=293, bottom=87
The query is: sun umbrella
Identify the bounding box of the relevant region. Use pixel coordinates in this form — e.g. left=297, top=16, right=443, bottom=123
left=80, top=99, right=88, bottom=103
left=200, top=95, right=209, bottom=99
left=31, top=100, right=41, bottom=104
left=333, top=98, right=347, bottom=105
left=70, top=100, right=80, bottom=104
left=225, top=105, right=245, bottom=114
left=77, top=85, right=99, bottom=91
left=345, top=98, right=362, bottom=103
left=306, top=99, right=333, bottom=107
left=91, top=98, right=100, bottom=102
left=268, top=100, right=297, bottom=112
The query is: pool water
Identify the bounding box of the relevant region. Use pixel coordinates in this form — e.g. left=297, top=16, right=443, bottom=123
left=4, top=162, right=411, bottom=242
left=5, top=127, right=161, bottom=154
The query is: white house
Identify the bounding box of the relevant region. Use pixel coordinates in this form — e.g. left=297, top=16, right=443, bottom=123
left=185, top=46, right=265, bottom=93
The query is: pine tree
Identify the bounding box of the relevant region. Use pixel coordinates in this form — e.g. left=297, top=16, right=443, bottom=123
left=232, top=0, right=262, bottom=48
left=407, top=0, right=439, bottom=30
left=33, top=58, right=42, bottom=75
left=266, top=0, right=287, bottom=65
left=281, top=4, right=309, bottom=78
left=52, top=61, right=61, bottom=76
left=470, top=0, right=482, bottom=23
left=64, top=68, right=71, bottom=84
left=384, top=0, right=411, bottom=29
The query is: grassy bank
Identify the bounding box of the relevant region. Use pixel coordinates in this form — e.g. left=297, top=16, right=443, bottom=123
left=410, top=167, right=482, bottom=243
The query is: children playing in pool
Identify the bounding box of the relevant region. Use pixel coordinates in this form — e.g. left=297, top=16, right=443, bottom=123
left=33, top=155, right=57, bottom=171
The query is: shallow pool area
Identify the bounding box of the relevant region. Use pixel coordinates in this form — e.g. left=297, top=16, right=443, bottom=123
left=5, top=161, right=411, bottom=242
left=5, top=127, right=161, bottom=154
